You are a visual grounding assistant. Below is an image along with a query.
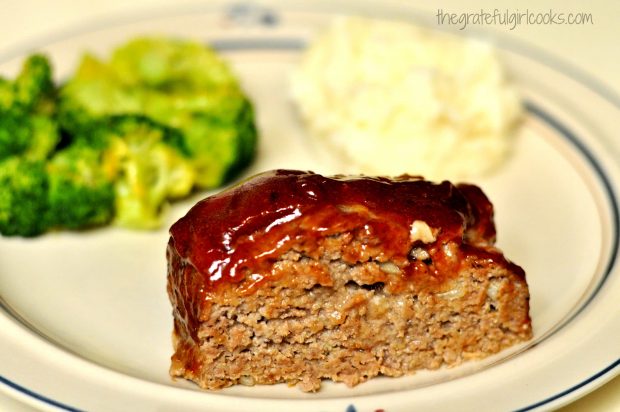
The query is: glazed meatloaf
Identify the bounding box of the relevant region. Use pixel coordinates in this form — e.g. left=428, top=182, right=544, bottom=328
left=166, top=169, right=532, bottom=391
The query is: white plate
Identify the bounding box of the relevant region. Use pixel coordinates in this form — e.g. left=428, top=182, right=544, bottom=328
left=1, top=2, right=619, bottom=411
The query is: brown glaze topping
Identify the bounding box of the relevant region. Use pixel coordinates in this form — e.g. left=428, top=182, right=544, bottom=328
left=169, top=170, right=522, bottom=297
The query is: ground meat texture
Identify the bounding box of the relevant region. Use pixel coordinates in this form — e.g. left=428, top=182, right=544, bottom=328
left=166, top=170, right=532, bottom=391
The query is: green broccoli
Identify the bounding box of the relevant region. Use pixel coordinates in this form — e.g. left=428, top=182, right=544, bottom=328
left=0, top=144, right=116, bottom=236
left=178, top=96, right=258, bottom=186
left=55, top=95, right=99, bottom=143
left=13, top=54, right=55, bottom=113
left=0, top=110, right=59, bottom=161
left=0, top=54, right=55, bottom=113
left=0, top=54, right=59, bottom=162
left=58, top=37, right=257, bottom=190
left=138, top=86, right=257, bottom=188
left=109, top=37, right=238, bottom=90
left=46, top=144, right=116, bottom=230
left=90, top=115, right=196, bottom=229
left=0, top=77, right=12, bottom=110
left=59, top=53, right=142, bottom=119
left=1, top=38, right=258, bottom=237
left=0, top=157, right=49, bottom=237
left=0, top=110, right=31, bottom=160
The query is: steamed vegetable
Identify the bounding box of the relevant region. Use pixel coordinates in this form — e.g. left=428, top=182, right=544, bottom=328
left=0, top=37, right=258, bottom=237
left=0, top=55, right=58, bottom=237
left=0, top=54, right=55, bottom=112
left=93, top=115, right=196, bottom=229
left=59, top=37, right=257, bottom=189
left=46, top=143, right=116, bottom=230
left=0, top=55, right=59, bottom=162
left=0, top=110, right=58, bottom=162
left=0, top=157, right=49, bottom=237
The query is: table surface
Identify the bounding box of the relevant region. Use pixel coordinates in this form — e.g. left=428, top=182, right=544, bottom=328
left=0, top=0, right=618, bottom=411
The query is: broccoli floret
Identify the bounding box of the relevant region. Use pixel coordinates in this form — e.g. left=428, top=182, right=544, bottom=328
left=46, top=144, right=116, bottom=230
left=138, top=86, right=258, bottom=188
left=0, top=54, right=55, bottom=113
left=0, top=54, right=63, bottom=237
left=1, top=39, right=257, bottom=236
left=14, top=54, right=55, bottom=113
left=0, top=77, right=12, bottom=110
left=106, top=114, right=192, bottom=157
left=56, top=94, right=98, bottom=142
left=59, top=53, right=141, bottom=118
left=181, top=96, right=257, bottom=186
left=109, top=37, right=238, bottom=90
left=0, top=110, right=30, bottom=160
left=0, top=54, right=59, bottom=162
left=92, top=115, right=196, bottom=229
left=0, top=157, right=49, bottom=237
left=0, top=110, right=59, bottom=161
left=56, top=54, right=137, bottom=145
left=58, top=37, right=257, bottom=190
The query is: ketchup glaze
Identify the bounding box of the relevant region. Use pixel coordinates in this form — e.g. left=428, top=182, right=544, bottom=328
left=169, top=170, right=522, bottom=294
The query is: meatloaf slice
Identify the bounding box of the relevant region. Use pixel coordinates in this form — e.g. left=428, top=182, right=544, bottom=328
left=166, top=169, right=532, bottom=392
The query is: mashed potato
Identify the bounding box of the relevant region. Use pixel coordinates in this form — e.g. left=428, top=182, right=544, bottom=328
left=291, top=17, right=522, bottom=180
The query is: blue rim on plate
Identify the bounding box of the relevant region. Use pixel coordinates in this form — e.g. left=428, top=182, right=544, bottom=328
left=0, top=3, right=618, bottom=411
left=0, top=375, right=83, bottom=412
